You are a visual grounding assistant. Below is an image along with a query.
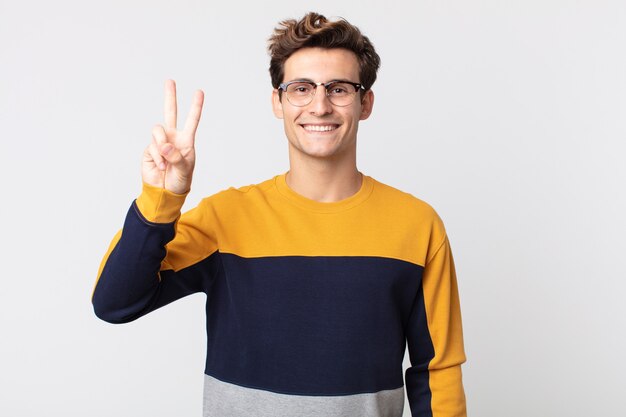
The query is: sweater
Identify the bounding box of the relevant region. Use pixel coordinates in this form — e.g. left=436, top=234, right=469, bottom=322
left=92, top=173, right=467, bottom=417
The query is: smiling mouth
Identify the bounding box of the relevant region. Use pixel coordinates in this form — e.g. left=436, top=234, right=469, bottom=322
left=300, top=124, right=340, bottom=132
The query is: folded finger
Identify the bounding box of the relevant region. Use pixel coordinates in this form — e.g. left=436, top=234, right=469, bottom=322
left=146, top=141, right=166, bottom=171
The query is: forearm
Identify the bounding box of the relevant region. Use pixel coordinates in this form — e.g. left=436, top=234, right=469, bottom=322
left=406, top=364, right=466, bottom=417
left=405, top=235, right=467, bottom=416
left=92, top=202, right=176, bottom=323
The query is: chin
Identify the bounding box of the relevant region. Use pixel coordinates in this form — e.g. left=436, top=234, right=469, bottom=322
left=288, top=133, right=353, bottom=160
left=300, top=145, right=345, bottom=159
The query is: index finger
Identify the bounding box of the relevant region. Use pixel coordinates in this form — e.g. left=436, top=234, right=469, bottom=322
left=164, top=79, right=178, bottom=130
left=183, top=89, right=205, bottom=138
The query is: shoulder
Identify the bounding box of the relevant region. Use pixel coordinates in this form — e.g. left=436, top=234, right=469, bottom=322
left=369, top=176, right=448, bottom=242
left=218, top=176, right=274, bottom=197
left=370, top=177, right=442, bottom=220
left=196, top=175, right=277, bottom=210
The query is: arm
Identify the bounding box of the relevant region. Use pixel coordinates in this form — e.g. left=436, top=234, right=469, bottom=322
left=405, top=234, right=467, bottom=416
left=92, top=184, right=218, bottom=323
left=92, top=80, right=209, bottom=323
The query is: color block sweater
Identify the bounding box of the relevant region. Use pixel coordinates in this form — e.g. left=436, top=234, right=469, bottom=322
left=92, top=173, right=467, bottom=417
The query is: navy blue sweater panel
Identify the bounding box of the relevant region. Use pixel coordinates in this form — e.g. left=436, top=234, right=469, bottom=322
left=204, top=252, right=426, bottom=397
left=405, top=283, right=435, bottom=416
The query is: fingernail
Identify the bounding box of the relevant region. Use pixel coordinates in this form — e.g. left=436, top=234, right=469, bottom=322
left=159, top=162, right=166, bottom=170
left=161, top=145, right=172, bottom=156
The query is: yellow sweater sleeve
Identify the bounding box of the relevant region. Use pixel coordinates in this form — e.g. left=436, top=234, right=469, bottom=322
left=422, top=236, right=467, bottom=416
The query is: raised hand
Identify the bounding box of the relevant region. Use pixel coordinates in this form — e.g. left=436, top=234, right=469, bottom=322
left=142, top=80, right=205, bottom=194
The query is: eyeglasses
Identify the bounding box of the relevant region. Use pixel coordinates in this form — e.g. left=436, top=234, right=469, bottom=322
left=278, top=80, right=364, bottom=107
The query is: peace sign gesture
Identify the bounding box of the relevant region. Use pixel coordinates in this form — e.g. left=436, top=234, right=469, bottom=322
left=142, top=80, right=205, bottom=194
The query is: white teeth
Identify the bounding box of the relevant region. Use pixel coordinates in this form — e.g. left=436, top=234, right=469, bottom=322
left=303, top=125, right=337, bottom=132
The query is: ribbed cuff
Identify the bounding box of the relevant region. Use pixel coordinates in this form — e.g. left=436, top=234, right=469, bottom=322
left=135, top=182, right=189, bottom=223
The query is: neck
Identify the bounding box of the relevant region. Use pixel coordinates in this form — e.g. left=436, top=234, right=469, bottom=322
left=286, top=151, right=362, bottom=203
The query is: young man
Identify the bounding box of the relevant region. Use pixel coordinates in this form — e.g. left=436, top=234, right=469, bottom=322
left=93, top=12, right=467, bottom=417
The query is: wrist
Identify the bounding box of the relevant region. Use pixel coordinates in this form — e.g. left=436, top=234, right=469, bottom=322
left=135, top=182, right=189, bottom=223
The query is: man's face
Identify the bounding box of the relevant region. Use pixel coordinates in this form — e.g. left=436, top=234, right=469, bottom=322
left=272, top=47, right=374, bottom=162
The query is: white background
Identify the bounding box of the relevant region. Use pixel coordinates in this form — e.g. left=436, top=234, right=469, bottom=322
left=1, top=1, right=625, bottom=416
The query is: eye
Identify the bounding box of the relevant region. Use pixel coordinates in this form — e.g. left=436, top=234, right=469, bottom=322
left=327, top=83, right=351, bottom=96
left=287, top=83, right=313, bottom=95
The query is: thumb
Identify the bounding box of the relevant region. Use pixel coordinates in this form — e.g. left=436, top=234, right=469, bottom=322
left=159, top=143, right=187, bottom=168
left=159, top=143, right=187, bottom=171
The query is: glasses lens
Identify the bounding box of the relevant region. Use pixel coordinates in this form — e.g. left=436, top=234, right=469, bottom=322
left=285, top=82, right=315, bottom=106
left=326, top=82, right=358, bottom=106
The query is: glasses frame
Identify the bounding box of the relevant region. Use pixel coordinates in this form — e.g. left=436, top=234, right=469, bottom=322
left=278, top=80, right=364, bottom=107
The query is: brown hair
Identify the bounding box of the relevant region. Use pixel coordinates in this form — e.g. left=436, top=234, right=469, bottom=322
left=268, top=12, right=381, bottom=91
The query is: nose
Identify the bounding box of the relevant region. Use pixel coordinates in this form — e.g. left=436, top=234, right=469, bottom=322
left=308, top=84, right=333, bottom=115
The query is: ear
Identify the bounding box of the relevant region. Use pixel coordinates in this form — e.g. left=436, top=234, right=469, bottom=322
left=359, top=89, right=374, bottom=121
left=272, top=89, right=284, bottom=119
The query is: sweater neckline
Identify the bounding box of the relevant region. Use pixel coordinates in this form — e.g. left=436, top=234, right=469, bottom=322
left=274, top=171, right=374, bottom=213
